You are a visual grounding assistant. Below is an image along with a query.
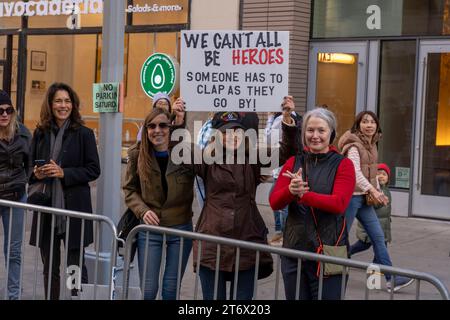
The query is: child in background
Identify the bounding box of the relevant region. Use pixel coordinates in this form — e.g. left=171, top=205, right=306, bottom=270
left=350, top=163, right=392, bottom=262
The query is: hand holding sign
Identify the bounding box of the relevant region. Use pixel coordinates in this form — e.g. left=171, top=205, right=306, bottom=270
left=172, top=97, right=186, bottom=126
left=281, top=95, right=295, bottom=125
left=181, top=30, right=289, bottom=112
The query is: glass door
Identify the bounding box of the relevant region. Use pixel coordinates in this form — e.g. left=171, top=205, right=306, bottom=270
left=308, top=42, right=368, bottom=141
left=412, top=41, right=450, bottom=219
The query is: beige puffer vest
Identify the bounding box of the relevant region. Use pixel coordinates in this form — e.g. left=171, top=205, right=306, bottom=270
left=338, top=130, right=379, bottom=193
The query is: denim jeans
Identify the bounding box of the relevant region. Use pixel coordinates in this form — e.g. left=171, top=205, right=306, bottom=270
left=350, top=239, right=388, bottom=264
left=345, top=195, right=393, bottom=280
left=281, top=257, right=345, bottom=300
left=199, top=265, right=255, bottom=300
left=194, top=176, right=206, bottom=210
left=270, top=179, right=288, bottom=233
left=0, top=194, right=26, bottom=300
left=137, top=222, right=193, bottom=300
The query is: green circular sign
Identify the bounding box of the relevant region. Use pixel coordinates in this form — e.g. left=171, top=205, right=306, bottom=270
left=140, top=53, right=178, bottom=98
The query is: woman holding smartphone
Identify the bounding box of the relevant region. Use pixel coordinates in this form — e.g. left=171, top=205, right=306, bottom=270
left=29, top=82, right=100, bottom=300
left=0, top=90, right=31, bottom=300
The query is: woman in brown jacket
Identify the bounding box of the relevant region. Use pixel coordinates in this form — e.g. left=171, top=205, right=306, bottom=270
left=192, top=111, right=275, bottom=300
left=123, top=107, right=194, bottom=300
left=338, top=111, right=414, bottom=293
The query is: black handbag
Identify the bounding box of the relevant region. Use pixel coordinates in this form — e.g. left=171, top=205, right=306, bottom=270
left=27, top=182, right=51, bottom=206
left=117, top=208, right=140, bottom=261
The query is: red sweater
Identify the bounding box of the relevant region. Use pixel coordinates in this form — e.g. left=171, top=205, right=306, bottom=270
left=269, top=152, right=355, bottom=214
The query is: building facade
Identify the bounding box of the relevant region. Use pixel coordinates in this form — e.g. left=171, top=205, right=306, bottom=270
left=0, top=0, right=449, bottom=220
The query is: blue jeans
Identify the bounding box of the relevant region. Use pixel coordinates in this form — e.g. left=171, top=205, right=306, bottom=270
left=137, top=222, right=193, bottom=300
left=0, top=194, right=26, bottom=300
left=199, top=266, right=255, bottom=300
left=194, top=176, right=206, bottom=210
left=345, top=195, right=393, bottom=280
left=350, top=240, right=388, bottom=265
left=270, top=179, right=288, bottom=233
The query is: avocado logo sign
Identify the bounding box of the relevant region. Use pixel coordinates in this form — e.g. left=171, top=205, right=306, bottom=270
left=141, top=53, right=178, bottom=98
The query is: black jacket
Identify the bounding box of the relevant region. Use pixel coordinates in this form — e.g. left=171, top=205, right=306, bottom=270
left=0, top=123, right=31, bottom=198
left=29, top=124, right=100, bottom=249
left=284, top=152, right=348, bottom=253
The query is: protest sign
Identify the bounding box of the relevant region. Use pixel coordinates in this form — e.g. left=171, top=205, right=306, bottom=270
left=180, top=30, right=289, bottom=112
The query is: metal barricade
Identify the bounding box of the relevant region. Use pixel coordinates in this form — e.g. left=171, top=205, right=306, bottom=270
left=121, top=224, right=450, bottom=300
left=0, top=199, right=120, bottom=300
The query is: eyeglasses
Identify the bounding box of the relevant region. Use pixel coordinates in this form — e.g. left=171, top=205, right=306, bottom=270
left=146, top=122, right=170, bottom=130
left=0, top=106, right=14, bottom=115
left=53, top=99, right=72, bottom=105
left=155, top=100, right=170, bottom=108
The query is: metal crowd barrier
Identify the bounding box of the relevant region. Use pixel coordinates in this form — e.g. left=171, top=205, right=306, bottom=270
left=0, top=199, right=119, bottom=300
left=121, top=224, right=450, bottom=300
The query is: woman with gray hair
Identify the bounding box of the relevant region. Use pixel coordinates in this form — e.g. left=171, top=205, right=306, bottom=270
left=269, top=107, right=356, bottom=300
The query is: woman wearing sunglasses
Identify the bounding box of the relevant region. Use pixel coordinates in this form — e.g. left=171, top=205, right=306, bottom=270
left=123, top=107, right=194, bottom=300
left=0, top=90, right=31, bottom=300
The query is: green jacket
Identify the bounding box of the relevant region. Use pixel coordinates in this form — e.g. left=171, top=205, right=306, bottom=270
left=356, top=185, right=392, bottom=243
left=122, top=143, right=194, bottom=227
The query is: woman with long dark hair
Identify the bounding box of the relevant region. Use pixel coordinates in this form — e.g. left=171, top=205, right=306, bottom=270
left=123, top=107, right=194, bottom=300
left=338, top=111, right=414, bottom=293
left=29, top=82, right=100, bottom=299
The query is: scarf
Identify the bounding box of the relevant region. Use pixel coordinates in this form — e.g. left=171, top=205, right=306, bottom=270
left=50, top=120, right=70, bottom=235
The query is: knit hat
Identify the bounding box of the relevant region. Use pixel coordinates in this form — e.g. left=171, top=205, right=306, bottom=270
left=377, top=163, right=391, bottom=179
left=152, top=92, right=171, bottom=110
left=211, top=112, right=246, bottom=132
left=0, top=90, right=12, bottom=106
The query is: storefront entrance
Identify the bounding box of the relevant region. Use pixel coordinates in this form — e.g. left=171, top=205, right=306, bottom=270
left=307, top=42, right=368, bottom=141
left=412, top=40, right=450, bottom=219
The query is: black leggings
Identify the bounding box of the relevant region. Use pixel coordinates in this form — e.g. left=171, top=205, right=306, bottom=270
left=281, top=257, right=346, bottom=300
left=40, top=232, right=88, bottom=300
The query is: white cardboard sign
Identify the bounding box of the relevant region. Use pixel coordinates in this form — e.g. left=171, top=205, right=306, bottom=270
left=180, top=30, right=289, bottom=112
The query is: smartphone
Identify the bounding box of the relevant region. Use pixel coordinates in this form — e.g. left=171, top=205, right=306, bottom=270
left=34, top=159, right=47, bottom=167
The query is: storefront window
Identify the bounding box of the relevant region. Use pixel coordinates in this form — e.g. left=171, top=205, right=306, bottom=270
left=313, top=0, right=450, bottom=38
left=421, top=52, right=450, bottom=196
left=315, top=52, right=358, bottom=143
left=24, top=34, right=98, bottom=132
left=23, top=32, right=180, bottom=150
left=378, top=40, right=416, bottom=189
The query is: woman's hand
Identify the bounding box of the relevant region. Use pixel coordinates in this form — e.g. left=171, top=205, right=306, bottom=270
left=283, top=168, right=309, bottom=198
left=369, top=188, right=389, bottom=206
left=172, top=97, right=186, bottom=126
left=143, top=210, right=160, bottom=226
left=40, top=160, right=64, bottom=179
left=33, top=165, right=47, bottom=180
left=281, top=95, right=295, bottom=125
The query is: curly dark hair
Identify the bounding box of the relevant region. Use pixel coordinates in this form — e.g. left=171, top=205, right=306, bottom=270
left=37, top=82, right=84, bottom=131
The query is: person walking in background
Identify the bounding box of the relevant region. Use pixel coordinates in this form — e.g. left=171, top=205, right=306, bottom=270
left=194, top=112, right=214, bottom=210
left=338, top=111, right=414, bottom=293
left=123, top=107, right=194, bottom=300
left=136, top=92, right=186, bottom=142
left=350, top=163, right=392, bottom=261
left=265, top=96, right=302, bottom=246
left=270, top=108, right=355, bottom=300
left=0, top=90, right=31, bottom=300
left=29, top=83, right=100, bottom=300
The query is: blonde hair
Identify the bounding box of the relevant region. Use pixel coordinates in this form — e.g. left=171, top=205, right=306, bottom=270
left=0, top=108, right=18, bottom=141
